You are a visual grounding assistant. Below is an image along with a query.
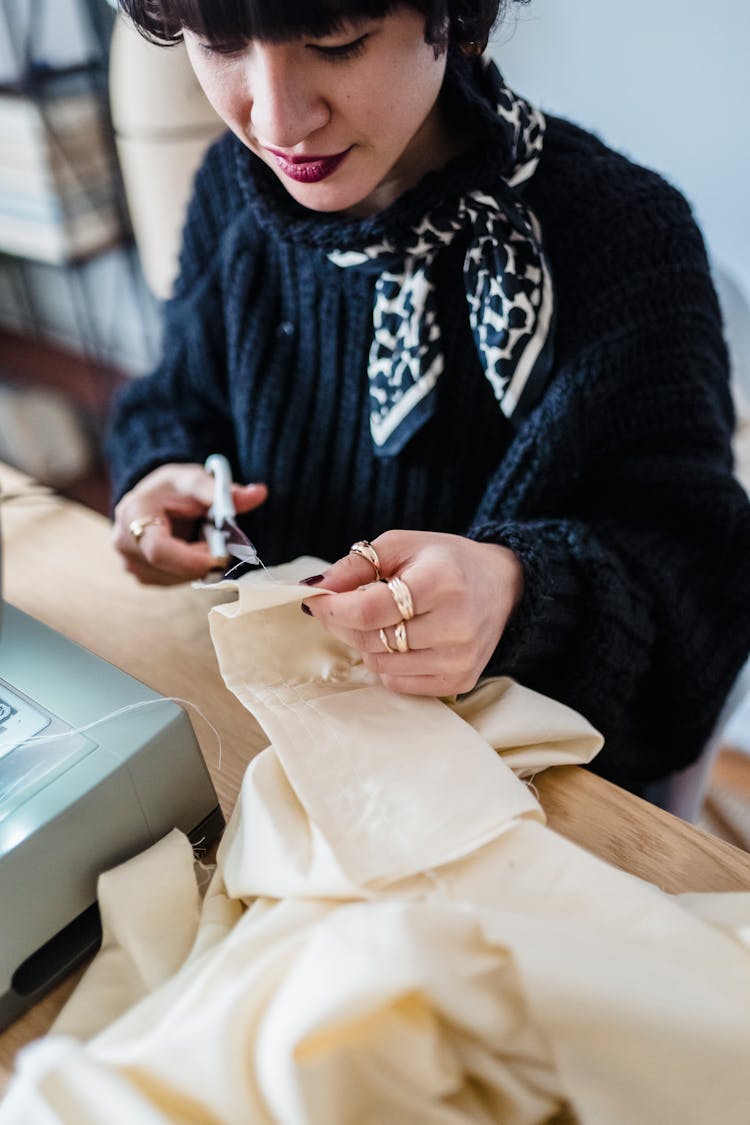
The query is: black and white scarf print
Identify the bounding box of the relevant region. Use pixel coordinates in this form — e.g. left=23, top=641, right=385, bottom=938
left=328, top=61, right=554, bottom=457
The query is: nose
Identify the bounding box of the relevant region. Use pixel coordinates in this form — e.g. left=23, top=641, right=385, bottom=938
left=248, top=45, right=330, bottom=149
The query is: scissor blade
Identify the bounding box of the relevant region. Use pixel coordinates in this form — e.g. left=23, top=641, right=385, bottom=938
left=223, top=519, right=260, bottom=568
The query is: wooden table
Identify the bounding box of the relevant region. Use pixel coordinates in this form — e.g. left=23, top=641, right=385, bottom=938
left=2, top=461, right=750, bottom=1090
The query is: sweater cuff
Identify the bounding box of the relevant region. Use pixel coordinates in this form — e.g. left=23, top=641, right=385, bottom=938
left=467, top=520, right=582, bottom=676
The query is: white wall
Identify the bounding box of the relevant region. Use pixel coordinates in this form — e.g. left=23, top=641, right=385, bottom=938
left=490, top=0, right=750, bottom=300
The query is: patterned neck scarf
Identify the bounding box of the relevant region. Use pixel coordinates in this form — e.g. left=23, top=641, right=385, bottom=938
left=328, top=60, right=554, bottom=457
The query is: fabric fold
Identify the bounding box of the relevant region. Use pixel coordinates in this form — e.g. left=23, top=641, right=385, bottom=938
left=207, top=559, right=597, bottom=898
left=4, top=561, right=750, bottom=1125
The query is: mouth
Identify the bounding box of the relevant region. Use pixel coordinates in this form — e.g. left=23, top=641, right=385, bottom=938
left=265, top=146, right=352, bottom=184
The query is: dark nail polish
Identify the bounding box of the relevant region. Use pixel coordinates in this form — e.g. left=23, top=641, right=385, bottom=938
left=300, top=603, right=313, bottom=616
left=300, top=574, right=325, bottom=586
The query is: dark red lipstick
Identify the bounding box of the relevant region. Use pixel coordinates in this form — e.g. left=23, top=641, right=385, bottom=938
left=266, top=146, right=352, bottom=183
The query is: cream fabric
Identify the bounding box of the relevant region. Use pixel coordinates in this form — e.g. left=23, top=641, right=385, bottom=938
left=3, top=559, right=750, bottom=1124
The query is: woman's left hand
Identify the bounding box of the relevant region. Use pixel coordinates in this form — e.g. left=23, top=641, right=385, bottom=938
left=301, top=530, right=524, bottom=697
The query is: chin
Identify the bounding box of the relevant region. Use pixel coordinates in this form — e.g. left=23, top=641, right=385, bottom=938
left=287, top=190, right=354, bottom=213
left=280, top=178, right=374, bottom=215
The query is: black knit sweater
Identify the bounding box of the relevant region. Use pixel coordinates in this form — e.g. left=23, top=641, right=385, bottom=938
left=108, top=62, right=750, bottom=792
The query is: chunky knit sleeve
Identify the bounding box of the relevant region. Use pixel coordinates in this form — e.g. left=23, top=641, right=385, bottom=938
left=107, top=135, right=242, bottom=502
left=469, top=145, right=750, bottom=790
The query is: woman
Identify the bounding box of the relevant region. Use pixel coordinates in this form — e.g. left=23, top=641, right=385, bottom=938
left=109, top=0, right=750, bottom=795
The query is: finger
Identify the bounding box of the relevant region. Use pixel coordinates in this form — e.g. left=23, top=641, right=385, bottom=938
left=139, top=525, right=216, bottom=579
left=231, top=482, right=268, bottom=513
left=116, top=537, right=196, bottom=589
left=115, top=492, right=206, bottom=529
left=167, top=465, right=220, bottom=509
left=307, top=529, right=419, bottom=593
left=362, top=648, right=465, bottom=676
left=304, top=551, right=375, bottom=594
left=138, top=465, right=254, bottom=515
left=379, top=671, right=478, bottom=697
left=163, top=471, right=267, bottom=516
left=116, top=516, right=215, bottom=577
left=321, top=616, right=436, bottom=655
left=308, top=568, right=439, bottom=633
left=131, top=465, right=216, bottom=512
left=119, top=551, right=197, bottom=586
left=306, top=582, right=406, bottom=631
left=112, top=516, right=164, bottom=557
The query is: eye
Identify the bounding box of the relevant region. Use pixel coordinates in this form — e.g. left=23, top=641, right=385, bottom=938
left=309, top=34, right=369, bottom=62
left=198, top=41, right=246, bottom=58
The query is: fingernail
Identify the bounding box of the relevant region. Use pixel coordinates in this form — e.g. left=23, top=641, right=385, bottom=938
left=300, top=603, right=313, bottom=616
left=300, top=574, right=325, bottom=586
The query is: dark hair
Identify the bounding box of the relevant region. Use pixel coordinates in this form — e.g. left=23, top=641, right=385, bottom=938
left=118, top=0, right=515, bottom=55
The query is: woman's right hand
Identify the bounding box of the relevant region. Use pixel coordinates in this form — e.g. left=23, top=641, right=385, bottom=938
left=112, top=462, right=268, bottom=585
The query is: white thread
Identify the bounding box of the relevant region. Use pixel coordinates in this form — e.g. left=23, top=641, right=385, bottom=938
left=224, top=554, right=267, bottom=579
left=19, top=696, right=223, bottom=771
left=524, top=773, right=540, bottom=802
left=194, top=857, right=216, bottom=893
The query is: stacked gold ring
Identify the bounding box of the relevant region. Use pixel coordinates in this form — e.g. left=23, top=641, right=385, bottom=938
left=386, top=576, right=415, bottom=621
left=349, top=540, right=381, bottom=581
left=379, top=623, right=410, bottom=654
left=379, top=628, right=395, bottom=654
left=393, top=621, right=409, bottom=653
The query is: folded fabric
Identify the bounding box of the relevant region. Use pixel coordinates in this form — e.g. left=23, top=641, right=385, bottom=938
left=3, top=559, right=750, bottom=1125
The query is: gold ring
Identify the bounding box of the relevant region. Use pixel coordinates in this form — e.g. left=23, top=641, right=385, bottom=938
left=394, top=621, right=409, bottom=653
left=349, top=540, right=381, bottom=581
left=386, top=576, right=415, bottom=621
left=379, top=627, right=395, bottom=654
left=129, top=516, right=163, bottom=544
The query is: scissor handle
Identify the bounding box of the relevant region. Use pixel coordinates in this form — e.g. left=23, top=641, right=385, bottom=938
left=204, top=453, right=235, bottom=526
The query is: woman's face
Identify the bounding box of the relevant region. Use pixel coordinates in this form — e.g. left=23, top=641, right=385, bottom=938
left=183, top=8, right=451, bottom=217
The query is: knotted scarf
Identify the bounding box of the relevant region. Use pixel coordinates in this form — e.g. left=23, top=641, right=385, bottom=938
left=328, top=60, right=555, bottom=457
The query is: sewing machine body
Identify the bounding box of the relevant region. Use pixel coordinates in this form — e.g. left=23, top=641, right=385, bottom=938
left=0, top=604, right=223, bottom=1029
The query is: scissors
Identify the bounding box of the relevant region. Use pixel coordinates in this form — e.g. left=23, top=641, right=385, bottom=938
left=203, top=453, right=261, bottom=576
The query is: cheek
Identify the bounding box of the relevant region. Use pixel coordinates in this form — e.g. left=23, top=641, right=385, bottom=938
left=196, top=74, right=241, bottom=126
left=184, top=49, right=242, bottom=128
left=412, top=54, right=447, bottom=112
left=378, top=53, right=444, bottom=129
left=348, top=57, right=441, bottom=139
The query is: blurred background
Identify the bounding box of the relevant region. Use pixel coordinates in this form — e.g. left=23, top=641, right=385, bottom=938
left=0, top=0, right=748, bottom=834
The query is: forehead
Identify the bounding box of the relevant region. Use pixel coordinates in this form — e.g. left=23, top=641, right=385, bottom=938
left=166, top=0, right=403, bottom=42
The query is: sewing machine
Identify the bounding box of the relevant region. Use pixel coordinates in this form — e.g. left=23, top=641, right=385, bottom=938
left=0, top=523, right=224, bottom=1030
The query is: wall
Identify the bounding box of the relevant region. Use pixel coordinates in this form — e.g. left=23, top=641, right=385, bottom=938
left=490, top=0, right=750, bottom=300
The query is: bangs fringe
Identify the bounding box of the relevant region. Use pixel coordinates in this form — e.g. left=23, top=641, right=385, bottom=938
left=120, top=0, right=406, bottom=44
left=118, top=1, right=513, bottom=53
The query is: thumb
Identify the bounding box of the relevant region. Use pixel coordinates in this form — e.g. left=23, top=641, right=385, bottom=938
left=231, top=482, right=268, bottom=513
left=309, top=530, right=416, bottom=593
